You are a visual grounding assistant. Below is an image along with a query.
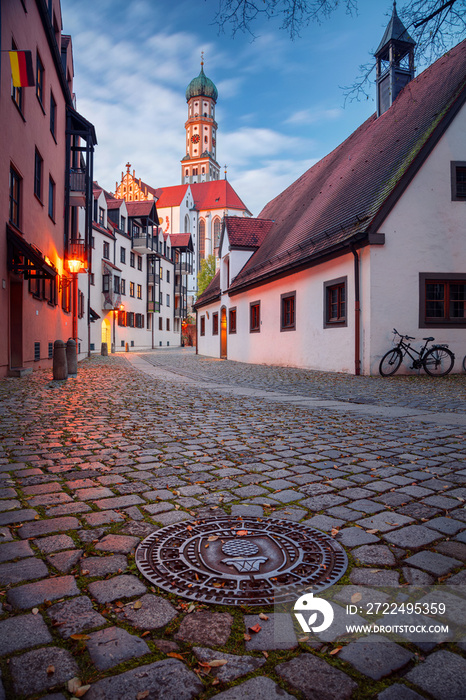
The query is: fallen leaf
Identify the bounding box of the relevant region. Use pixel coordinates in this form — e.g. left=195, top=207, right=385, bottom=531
left=75, top=685, right=91, bottom=697
left=329, top=646, right=342, bottom=655
left=32, top=608, right=39, bottom=615
left=249, top=624, right=261, bottom=634
left=207, top=535, right=219, bottom=541
left=243, top=633, right=251, bottom=641
left=133, top=600, right=142, bottom=610
left=351, top=593, right=362, bottom=603
left=298, top=636, right=309, bottom=642
left=136, top=692, right=150, bottom=700
left=209, top=660, right=228, bottom=667
left=68, top=677, right=82, bottom=694
left=330, top=528, right=339, bottom=537
left=366, top=529, right=379, bottom=534
left=81, top=569, right=90, bottom=575
left=70, top=634, right=91, bottom=641
left=141, top=631, right=150, bottom=637
left=237, top=530, right=248, bottom=536
left=259, top=613, right=269, bottom=620
left=167, top=652, right=185, bottom=660
left=262, top=651, right=269, bottom=658
left=46, top=665, right=55, bottom=675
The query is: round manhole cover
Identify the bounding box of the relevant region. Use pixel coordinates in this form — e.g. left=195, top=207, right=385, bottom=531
left=136, top=517, right=347, bottom=606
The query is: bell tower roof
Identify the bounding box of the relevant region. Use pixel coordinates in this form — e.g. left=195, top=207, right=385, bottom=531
left=186, top=59, right=218, bottom=103
left=376, top=2, right=415, bottom=57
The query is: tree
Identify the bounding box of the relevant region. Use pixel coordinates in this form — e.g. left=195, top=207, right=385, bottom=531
left=197, top=255, right=217, bottom=297
left=214, top=0, right=466, bottom=100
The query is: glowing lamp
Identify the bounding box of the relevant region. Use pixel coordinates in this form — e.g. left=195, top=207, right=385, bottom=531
left=67, top=258, right=83, bottom=274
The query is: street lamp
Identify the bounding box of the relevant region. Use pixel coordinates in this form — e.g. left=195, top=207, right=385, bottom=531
left=65, top=240, right=86, bottom=354
left=113, top=303, right=125, bottom=353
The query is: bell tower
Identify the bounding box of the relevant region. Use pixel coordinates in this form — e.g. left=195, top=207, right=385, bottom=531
left=375, top=2, right=416, bottom=116
left=182, top=56, right=220, bottom=184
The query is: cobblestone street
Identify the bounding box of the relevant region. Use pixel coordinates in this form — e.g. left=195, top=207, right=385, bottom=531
left=0, top=349, right=465, bottom=699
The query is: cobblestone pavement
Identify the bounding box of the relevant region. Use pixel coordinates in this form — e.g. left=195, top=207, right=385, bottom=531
left=0, top=349, right=465, bottom=700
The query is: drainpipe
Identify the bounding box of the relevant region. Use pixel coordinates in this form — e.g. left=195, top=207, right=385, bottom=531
left=351, top=244, right=361, bottom=376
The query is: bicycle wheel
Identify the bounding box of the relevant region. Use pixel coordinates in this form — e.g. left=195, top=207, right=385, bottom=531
left=423, top=347, right=455, bottom=376
left=379, top=348, right=403, bottom=376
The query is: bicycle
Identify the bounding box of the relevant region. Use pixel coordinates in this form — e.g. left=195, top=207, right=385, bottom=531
left=379, top=329, right=455, bottom=377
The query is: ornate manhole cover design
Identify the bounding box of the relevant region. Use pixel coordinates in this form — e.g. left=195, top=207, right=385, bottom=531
left=135, top=517, right=347, bottom=606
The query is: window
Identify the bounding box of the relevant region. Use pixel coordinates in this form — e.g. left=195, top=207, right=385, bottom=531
left=200, top=315, right=205, bottom=336
left=281, top=292, right=296, bottom=331
left=118, top=310, right=126, bottom=326
left=48, top=176, right=55, bottom=220
left=120, top=215, right=126, bottom=232
left=128, top=312, right=134, bottom=327
left=45, top=276, right=57, bottom=306
left=137, top=255, right=142, bottom=271
left=213, top=218, right=222, bottom=254
left=113, top=276, right=120, bottom=294
left=91, top=236, right=95, bottom=248
left=130, top=282, right=135, bottom=297
left=324, top=278, right=347, bottom=327
left=9, top=167, right=21, bottom=227
left=99, top=207, right=105, bottom=226
left=78, top=290, right=85, bottom=318
left=420, top=273, right=466, bottom=327
left=451, top=162, right=466, bottom=200
left=36, top=52, right=44, bottom=106
left=103, top=241, right=110, bottom=259
left=137, top=284, right=142, bottom=299
left=229, top=308, right=237, bottom=334
left=120, top=247, right=126, bottom=264
left=90, top=273, right=95, bottom=286
left=136, top=313, right=144, bottom=328
left=11, top=43, right=23, bottom=114
left=166, top=294, right=170, bottom=307
left=212, top=312, right=219, bottom=335
left=50, top=92, right=56, bottom=139
left=166, top=318, right=170, bottom=331
left=199, top=219, right=206, bottom=259
left=34, top=149, right=43, bottom=201
left=167, top=269, right=170, bottom=283
left=159, top=317, right=163, bottom=331
left=61, top=278, right=71, bottom=312
left=120, top=279, right=126, bottom=295
left=250, top=302, right=260, bottom=333
left=102, top=274, right=110, bottom=293
left=130, top=252, right=135, bottom=267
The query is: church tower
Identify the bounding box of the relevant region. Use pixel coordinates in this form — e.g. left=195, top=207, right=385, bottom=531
left=181, top=57, right=220, bottom=184
left=375, top=2, right=415, bottom=116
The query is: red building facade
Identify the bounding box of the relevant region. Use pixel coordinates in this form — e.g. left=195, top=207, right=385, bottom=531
left=0, top=0, right=95, bottom=377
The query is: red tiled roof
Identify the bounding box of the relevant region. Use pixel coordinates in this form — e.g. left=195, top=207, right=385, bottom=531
left=169, top=233, right=193, bottom=249
left=225, top=216, right=274, bottom=248
left=154, top=185, right=189, bottom=208
left=106, top=197, right=124, bottom=210
left=125, top=200, right=156, bottom=218
left=191, top=180, right=249, bottom=213
left=229, top=40, right=466, bottom=293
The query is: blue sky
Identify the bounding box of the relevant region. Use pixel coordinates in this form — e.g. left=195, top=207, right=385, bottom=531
left=60, top=0, right=434, bottom=216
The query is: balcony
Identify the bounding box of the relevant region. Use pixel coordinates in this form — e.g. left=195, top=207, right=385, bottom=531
left=147, top=272, right=160, bottom=285
left=132, top=231, right=154, bottom=253
left=175, top=285, right=187, bottom=297
left=69, top=168, right=86, bottom=207
left=147, top=300, right=160, bottom=313
left=175, top=305, right=187, bottom=319
left=175, top=261, right=193, bottom=275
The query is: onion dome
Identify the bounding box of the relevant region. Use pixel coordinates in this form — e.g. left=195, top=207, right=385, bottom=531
left=186, top=64, right=218, bottom=103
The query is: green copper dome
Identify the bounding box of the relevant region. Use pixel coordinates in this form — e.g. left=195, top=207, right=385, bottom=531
left=186, top=66, right=218, bottom=103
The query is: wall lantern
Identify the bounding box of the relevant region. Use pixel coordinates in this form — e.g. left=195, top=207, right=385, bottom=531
left=66, top=240, right=86, bottom=274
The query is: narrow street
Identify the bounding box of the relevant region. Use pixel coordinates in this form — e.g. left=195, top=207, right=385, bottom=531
left=0, top=349, right=465, bottom=699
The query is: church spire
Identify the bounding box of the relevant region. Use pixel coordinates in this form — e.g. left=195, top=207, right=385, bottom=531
left=182, top=58, right=220, bottom=184
left=375, top=2, right=416, bottom=116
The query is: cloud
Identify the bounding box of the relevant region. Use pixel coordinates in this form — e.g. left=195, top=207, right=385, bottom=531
left=285, top=107, right=343, bottom=125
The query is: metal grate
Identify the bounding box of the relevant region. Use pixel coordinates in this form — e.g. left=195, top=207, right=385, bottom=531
left=34, top=342, right=40, bottom=361
left=48, top=342, right=53, bottom=359
left=136, top=517, right=347, bottom=606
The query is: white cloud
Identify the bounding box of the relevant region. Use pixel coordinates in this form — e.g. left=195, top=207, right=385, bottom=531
left=286, top=107, right=342, bottom=125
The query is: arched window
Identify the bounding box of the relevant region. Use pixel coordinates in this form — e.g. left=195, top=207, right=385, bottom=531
left=184, top=214, right=190, bottom=233
left=213, top=217, right=222, bottom=256
left=199, top=219, right=205, bottom=260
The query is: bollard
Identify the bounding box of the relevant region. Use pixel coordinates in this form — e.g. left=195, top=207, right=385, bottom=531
left=66, top=338, right=77, bottom=376
left=101, top=342, right=108, bottom=356
left=53, top=340, right=68, bottom=380
left=125, top=342, right=129, bottom=352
